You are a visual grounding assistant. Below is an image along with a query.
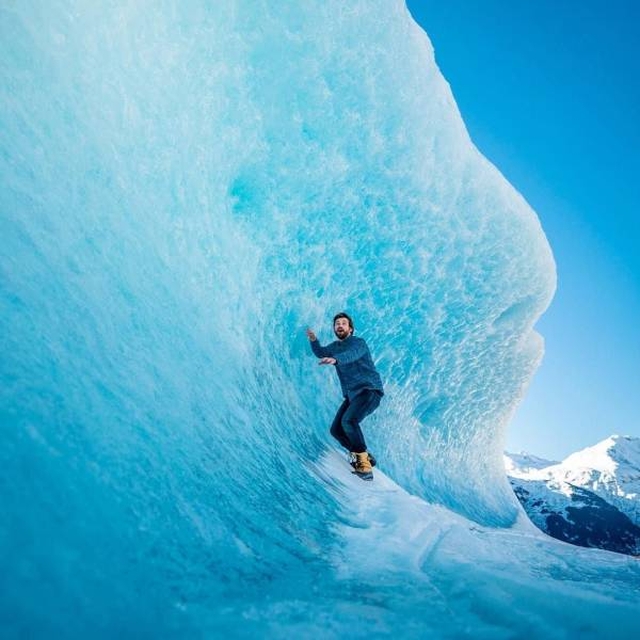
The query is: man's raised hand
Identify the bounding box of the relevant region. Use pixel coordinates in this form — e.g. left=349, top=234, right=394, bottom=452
left=306, top=328, right=317, bottom=341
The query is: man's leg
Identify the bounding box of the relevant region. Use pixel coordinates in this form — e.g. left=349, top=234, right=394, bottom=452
left=341, top=390, right=381, bottom=454
left=330, top=398, right=352, bottom=450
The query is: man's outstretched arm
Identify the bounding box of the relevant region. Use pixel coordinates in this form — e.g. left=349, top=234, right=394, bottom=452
left=306, top=328, right=335, bottom=361
left=306, top=329, right=367, bottom=365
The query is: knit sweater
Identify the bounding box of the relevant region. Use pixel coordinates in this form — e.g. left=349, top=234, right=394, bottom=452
left=310, top=335, right=384, bottom=400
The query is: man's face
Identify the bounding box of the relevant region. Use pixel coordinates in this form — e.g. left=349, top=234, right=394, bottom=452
left=334, top=317, right=352, bottom=340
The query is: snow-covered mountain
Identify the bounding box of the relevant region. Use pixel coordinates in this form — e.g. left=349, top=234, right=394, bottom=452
left=505, top=435, right=640, bottom=556
left=504, top=451, right=559, bottom=474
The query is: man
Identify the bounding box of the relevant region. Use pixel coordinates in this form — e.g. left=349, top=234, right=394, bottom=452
left=306, top=312, right=384, bottom=481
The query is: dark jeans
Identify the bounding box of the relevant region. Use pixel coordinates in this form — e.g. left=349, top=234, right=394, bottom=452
left=330, top=390, right=382, bottom=454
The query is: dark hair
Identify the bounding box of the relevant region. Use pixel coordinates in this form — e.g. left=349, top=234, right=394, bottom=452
left=333, top=312, right=354, bottom=331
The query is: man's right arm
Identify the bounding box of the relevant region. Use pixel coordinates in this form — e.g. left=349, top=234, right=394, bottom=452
left=306, top=328, right=335, bottom=358
left=310, top=338, right=333, bottom=358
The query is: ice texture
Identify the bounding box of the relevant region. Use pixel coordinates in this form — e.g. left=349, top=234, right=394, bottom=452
left=2, top=1, right=636, bottom=637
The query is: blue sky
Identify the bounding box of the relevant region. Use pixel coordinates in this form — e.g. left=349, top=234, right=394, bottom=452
left=406, top=0, right=640, bottom=459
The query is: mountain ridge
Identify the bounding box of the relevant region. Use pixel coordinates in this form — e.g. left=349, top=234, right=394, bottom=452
left=505, top=434, right=640, bottom=556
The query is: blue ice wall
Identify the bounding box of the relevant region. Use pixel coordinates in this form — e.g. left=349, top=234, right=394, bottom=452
left=1, top=1, right=556, bottom=634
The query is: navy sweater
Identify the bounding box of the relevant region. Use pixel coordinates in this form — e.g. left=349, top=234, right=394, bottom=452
left=310, top=335, right=384, bottom=400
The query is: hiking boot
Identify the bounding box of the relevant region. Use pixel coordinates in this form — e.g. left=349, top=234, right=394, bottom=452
left=349, top=452, right=376, bottom=469
left=352, top=451, right=374, bottom=481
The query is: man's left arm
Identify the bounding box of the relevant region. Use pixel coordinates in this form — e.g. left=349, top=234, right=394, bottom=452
left=330, top=337, right=368, bottom=365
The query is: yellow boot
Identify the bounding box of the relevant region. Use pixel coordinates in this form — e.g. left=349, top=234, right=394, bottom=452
left=352, top=451, right=373, bottom=481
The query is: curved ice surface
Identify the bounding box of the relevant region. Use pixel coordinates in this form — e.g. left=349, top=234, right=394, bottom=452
left=4, top=1, right=635, bottom=637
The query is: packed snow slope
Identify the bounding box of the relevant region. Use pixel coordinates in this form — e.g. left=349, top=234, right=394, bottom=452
left=5, top=1, right=635, bottom=637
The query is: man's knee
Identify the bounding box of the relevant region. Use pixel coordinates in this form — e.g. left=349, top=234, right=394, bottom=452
left=341, top=415, right=357, bottom=435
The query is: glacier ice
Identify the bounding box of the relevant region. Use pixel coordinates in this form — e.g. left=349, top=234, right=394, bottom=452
left=1, top=0, right=637, bottom=637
